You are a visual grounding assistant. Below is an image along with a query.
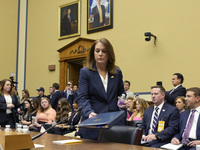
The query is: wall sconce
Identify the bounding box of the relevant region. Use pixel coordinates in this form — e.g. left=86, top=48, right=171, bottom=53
left=144, top=32, right=157, bottom=45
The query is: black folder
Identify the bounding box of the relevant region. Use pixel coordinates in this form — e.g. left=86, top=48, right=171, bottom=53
left=78, top=111, right=125, bottom=128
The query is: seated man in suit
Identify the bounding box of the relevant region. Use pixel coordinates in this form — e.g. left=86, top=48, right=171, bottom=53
left=140, top=85, right=179, bottom=148
left=171, top=87, right=200, bottom=150
left=165, top=73, right=186, bottom=105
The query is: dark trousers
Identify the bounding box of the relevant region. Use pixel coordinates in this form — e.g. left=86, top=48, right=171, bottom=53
left=0, top=114, right=15, bottom=129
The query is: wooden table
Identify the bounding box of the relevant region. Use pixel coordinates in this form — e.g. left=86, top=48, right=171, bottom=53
left=30, top=131, right=162, bottom=150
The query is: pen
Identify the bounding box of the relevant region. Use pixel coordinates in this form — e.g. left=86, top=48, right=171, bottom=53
left=187, top=139, right=191, bottom=143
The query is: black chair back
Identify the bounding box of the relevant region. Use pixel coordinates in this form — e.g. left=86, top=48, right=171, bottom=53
left=126, top=120, right=142, bottom=127
left=98, top=126, right=142, bottom=145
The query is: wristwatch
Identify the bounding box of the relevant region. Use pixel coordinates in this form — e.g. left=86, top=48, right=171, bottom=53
left=155, top=134, right=161, bottom=140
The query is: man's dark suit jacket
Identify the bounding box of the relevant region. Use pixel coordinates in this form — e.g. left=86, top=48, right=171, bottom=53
left=91, top=5, right=106, bottom=28
left=165, top=85, right=186, bottom=105
left=0, top=95, right=19, bottom=126
left=36, top=95, right=47, bottom=100
left=50, top=91, right=63, bottom=111
left=174, top=109, right=200, bottom=141
left=77, top=66, right=124, bottom=140
left=140, top=102, right=179, bottom=148
left=61, top=15, right=71, bottom=36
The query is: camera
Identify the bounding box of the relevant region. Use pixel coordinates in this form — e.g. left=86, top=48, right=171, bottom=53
left=156, top=81, right=162, bottom=86
left=9, top=76, right=18, bottom=87
left=144, top=32, right=152, bottom=41
left=144, top=32, right=157, bottom=45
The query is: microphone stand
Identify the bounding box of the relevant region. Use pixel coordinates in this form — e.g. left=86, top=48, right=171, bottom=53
left=32, top=107, right=82, bottom=140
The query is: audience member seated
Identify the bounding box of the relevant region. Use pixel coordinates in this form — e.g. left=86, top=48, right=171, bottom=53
left=21, top=89, right=30, bottom=103
left=140, top=85, right=179, bottom=148
left=171, top=87, right=200, bottom=150
left=126, top=97, right=135, bottom=119
left=30, top=98, right=40, bottom=118
left=29, top=97, right=56, bottom=132
left=42, top=98, right=81, bottom=135
left=175, top=96, right=188, bottom=113
left=36, top=87, right=46, bottom=100
left=128, top=98, right=149, bottom=121
left=73, top=99, right=79, bottom=111
left=124, top=80, right=134, bottom=99
left=21, top=99, right=32, bottom=125
left=17, top=89, right=30, bottom=121
left=165, top=73, right=186, bottom=105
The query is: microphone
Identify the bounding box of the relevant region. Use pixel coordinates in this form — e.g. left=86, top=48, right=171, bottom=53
left=32, top=107, right=82, bottom=140
left=59, top=125, right=78, bottom=130
left=75, top=106, right=82, bottom=112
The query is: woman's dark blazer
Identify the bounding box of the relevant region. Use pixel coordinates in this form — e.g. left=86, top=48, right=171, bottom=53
left=77, top=66, right=124, bottom=139
left=0, top=94, right=19, bottom=124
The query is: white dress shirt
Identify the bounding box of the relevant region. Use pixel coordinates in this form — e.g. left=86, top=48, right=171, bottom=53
left=182, top=106, right=200, bottom=139
left=4, top=95, right=12, bottom=114
left=99, top=73, right=108, bottom=93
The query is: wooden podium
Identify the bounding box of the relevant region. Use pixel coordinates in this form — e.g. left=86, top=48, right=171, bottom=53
left=0, top=130, right=34, bottom=150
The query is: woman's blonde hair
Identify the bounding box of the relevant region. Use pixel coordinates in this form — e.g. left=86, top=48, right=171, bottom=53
left=129, top=98, right=149, bottom=120
left=87, top=38, right=117, bottom=74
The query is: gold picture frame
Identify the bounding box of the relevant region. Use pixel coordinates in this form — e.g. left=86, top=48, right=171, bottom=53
left=58, top=1, right=80, bottom=39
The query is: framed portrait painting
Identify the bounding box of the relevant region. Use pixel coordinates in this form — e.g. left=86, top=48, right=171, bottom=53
left=58, top=1, right=80, bottom=39
left=87, top=0, right=113, bottom=34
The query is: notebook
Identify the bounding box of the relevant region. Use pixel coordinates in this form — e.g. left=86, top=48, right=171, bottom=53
left=78, top=111, right=125, bottom=128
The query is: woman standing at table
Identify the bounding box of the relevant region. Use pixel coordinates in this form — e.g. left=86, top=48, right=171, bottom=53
left=0, top=79, right=19, bottom=128
left=77, top=38, right=125, bottom=140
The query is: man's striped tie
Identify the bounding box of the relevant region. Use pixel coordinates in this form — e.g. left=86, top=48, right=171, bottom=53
left=151, top=107, right=159, bottom=134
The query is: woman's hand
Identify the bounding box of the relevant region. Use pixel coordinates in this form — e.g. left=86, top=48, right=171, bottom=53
left=89, top=112, right=97, bottom=118
left=117, top=96, right=127, bottom=108
left=34, top=122, right=42, bottom=127
left=17, top=108, right=23, bottom=114
left=7, top=104, right=14, bottom=108
left=21, top=120, right=26, bottom=124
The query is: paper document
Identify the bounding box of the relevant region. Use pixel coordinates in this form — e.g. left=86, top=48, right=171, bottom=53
left=53, top=139, right=83, bottom=145
left=140, top=140, right=148, bottom=144
left=34, top=144, right=45, bottom=148
left=161, top=143, right=183, bottom=150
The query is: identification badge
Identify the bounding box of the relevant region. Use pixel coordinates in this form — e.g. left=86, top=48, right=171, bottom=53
left=157, top=121, right=165, bottom=132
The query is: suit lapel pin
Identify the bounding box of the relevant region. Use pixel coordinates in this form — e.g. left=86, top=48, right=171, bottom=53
left=111, top=76, right=114, bottom=78
left=162, top=109, right=165, bottom=112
